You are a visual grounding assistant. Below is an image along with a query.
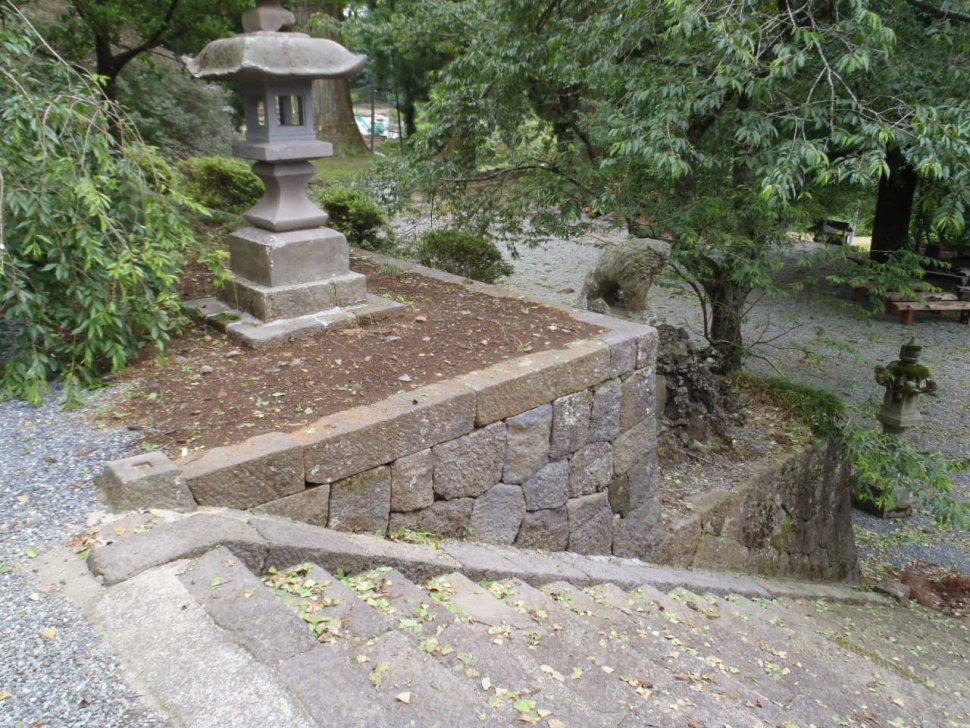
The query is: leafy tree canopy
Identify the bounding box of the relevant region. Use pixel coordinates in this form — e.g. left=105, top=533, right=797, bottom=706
left=389, top=0, right=970, bottom=368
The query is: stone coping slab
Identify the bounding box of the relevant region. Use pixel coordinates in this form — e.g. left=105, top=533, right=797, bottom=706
left=85, top=509, right=890, bottom=606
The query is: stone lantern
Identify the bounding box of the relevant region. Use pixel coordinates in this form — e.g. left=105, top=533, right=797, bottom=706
left=183, top=1, right=397, bottom=342
left=874, top=338, right=937, bottom=435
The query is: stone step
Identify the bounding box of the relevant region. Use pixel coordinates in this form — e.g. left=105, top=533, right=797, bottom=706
left=94, top=560, right=316, bottom=728
left=265, top=563, right=515, bottom=727
left=500, top=578, right=784, bottom=727
left=370, top=569, right=614, bottom=727
left=776, top=595, right=969, bottom=685
left=542, top=580, right=815, bottom=724
left=742, top=594, right=970, bottom=721
left=717, top=594, right=959, bottom=726
left=179, top=547, right=406, bottom=725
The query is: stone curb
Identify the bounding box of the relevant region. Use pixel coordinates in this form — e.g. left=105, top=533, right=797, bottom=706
left=86, top=510, right=891, bottom=606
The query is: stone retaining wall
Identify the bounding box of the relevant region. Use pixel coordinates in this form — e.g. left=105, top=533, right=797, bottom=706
left=652, top=440, right=860, bottom=582
left=100, top=257, right=664, bottom=560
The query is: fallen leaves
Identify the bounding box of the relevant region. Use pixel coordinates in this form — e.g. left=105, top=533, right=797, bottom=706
left=40, top=627, right=57, bottom=640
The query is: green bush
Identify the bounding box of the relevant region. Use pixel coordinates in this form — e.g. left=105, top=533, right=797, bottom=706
left=177, top=156, right=263, bottom=215
left=117, top=57, right=237, bottom=159
left=310, top=184, right=387, bottom=249
left=0, top=25, right=198, bottom=404
left=415, top=230, right=513, bottom=283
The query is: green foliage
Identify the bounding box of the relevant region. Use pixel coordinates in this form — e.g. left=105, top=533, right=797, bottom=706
left=310, top=184, right=387, bottom=250
left=732, top=373, right=846, bottom=439
left=843, top=425, right=970, bottom=530
left=415, top=230, right=513, bottom=283
left=736, top=374, right=968, bottom=529
left=116, top=57, right=236, bottom=159
left=392, top=0, right=970, bottom=369
left=0, top=23, right=197, bottom=404
left=177, top=156, right=263, bottom=215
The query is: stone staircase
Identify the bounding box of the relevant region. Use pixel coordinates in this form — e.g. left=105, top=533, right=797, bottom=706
left=53, top=511, right=970, bottom=727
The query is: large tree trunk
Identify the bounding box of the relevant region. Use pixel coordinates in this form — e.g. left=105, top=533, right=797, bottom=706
left=702, top=268, right=747, bottom=373
left=870, top=146, right=919, bottom=263
left=291, top=1, right=369, bottom=156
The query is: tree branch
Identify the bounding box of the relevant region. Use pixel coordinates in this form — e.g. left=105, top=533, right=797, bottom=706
left=904, top=0, right=970, bottom=24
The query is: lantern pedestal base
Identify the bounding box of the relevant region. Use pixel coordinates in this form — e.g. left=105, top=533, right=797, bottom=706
left=186, top=293, right=405, bottom=347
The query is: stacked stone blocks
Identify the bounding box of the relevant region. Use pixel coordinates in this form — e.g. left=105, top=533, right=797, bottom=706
left=99, top=319, right=663, bottom=561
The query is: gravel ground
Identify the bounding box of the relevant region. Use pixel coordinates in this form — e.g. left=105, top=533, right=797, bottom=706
left=0, top=388, right=169, bottom=728
left=0, top=226, right=966, bottom=726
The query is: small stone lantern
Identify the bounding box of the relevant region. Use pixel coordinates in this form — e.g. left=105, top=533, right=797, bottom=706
left=184, top=2, right=397, bottom=341
left=874, top=338, right=937, bottom=435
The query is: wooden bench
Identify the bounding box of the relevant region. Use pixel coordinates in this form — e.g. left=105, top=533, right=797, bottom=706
left=888, top=299, right=970, bottom=325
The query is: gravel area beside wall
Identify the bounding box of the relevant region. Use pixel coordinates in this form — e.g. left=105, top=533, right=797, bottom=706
left=0, top=387, right=169, bottom=728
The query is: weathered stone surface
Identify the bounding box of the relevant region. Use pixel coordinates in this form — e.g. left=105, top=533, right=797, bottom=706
left=597, top=326, right=640, bottom=378
left=98, top=452, right=196, bottom=513
left=433, top=422, right=506, bottom=500
left=626, top=451, right=660, bottom=513
left=390, top=449, right=434, bottom=512
left=550, top=390, right=591, bottom=459
left=178, top=546, right=316, bottom=664
left=636, top=326, right=659, bottom=369
left=182, top=432, right=304, bottom=509
left=280, top=646, right=394, bottom=726
left=522, top=460, right=569, bottom=511
left=568, top=442, right=613, bottom=497
left=89, top=514, right=267, bottom=586
left=611, top=501, right=663, bottom=560
left=588, top=378, right=621, bottom=443
left=228, top=276, right=340, bottom=322
left=463, top=339, right=610, bottom=426
left=388, top=498, right=475, bottom=539
left=503, top=405, right=552, bottom=484
left=567, top=493, right=614, bottom=555
left=228, top=226, right=349, bottom=288
left=612, top=418, right=655, bottom=476
left=620, top=367, right=654, bottom=431
left=328, top=466, right=391, bottom=535
left=253, top=484, right=330, bottom=526
left=469, top=484, right=526, bottom=545
left=302, top=380, right=474, bottom=484
left=514, top=507, right=569, bottom=551
left=652, top=442, right=860, bottom=582
left=607, top=473, right=630, bottom=516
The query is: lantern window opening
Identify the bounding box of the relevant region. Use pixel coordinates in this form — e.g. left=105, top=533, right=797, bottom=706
left=278, top=94, right=304, bottom=127
left=255, top=100, right=267, bottom=128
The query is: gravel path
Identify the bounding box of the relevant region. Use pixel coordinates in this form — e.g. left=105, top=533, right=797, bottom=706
left=0, top=389, right=169, bottom=728
left=0, top=227, right=966, bottom=726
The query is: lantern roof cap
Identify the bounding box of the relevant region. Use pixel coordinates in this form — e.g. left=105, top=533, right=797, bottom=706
left=185, top=31, right=366, bottom=82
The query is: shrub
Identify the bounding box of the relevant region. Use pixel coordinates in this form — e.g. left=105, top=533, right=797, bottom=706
left=310, top=184, right=387, bottom=249
left=177, top=156, right=263, bottom=215
left=0, top=24, right=198, bottom=404
left=116, top=56, right=237, bottom=159
left=415, top=230, right=513, bottom=283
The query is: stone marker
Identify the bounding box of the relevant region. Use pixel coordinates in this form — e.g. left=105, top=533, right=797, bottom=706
left=98, top=451, right=196, bottom=512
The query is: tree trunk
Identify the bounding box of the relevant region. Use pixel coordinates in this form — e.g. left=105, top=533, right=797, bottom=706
left=702, top=269, right=747, bottom=373
left=870, top=146, right=919, bottom=263
left=292, top=0, right=369, bottom=157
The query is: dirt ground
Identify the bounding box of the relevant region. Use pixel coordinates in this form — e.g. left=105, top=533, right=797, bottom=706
left=99, top=256, right=602, bottom=456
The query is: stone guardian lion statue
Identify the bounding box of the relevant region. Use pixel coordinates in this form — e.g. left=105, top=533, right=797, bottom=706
left=582, top=236, right=671, bottom=314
